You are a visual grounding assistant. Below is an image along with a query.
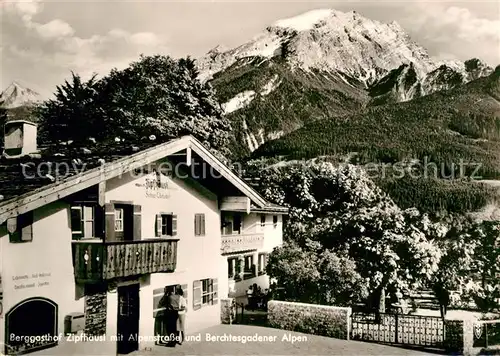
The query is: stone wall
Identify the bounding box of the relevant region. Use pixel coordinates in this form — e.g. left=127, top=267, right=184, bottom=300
left=84, top=291, right=107, bottom=336
left=220, top=298, right=235, bottom=324
left=267, top=300, right=351, bottom=340
left=444, top=319, right=464, bottom=351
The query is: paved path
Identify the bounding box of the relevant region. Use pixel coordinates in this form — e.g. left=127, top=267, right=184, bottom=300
left=133, top=324, right=439, bottom=355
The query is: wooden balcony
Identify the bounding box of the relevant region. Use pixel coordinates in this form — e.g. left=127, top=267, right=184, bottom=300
left=72, top=239, right=178, bottom=283
left=221, top=233, right=264, bottom=254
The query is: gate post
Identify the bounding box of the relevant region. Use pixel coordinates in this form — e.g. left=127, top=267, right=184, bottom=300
left=462, top=318, right=474, bottom=356
left=395, top=313, right=399, bottom=344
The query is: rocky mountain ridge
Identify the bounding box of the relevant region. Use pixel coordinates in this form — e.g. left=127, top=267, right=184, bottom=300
left=198, top=8, right=494, bottom=155
left=0, top=81, right=41, bottom=109
left=198, top=9, right=493, bottom=102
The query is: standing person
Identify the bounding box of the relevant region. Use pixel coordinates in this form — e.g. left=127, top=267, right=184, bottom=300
left=246, top=285, right=253, bottom=310
left=158, top=287, right=177, bottom=347
left=167, top=288, right=180, bottom=347
left=174, top=288, right=187, bottom=345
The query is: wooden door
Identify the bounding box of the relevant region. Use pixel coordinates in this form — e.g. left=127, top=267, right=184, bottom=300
left=117, top=284, right=140, bottom=354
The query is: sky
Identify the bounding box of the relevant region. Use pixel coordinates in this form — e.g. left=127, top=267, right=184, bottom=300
left=1, top=0, right=499, bottom=98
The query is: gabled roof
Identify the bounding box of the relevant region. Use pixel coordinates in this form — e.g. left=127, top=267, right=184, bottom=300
left=0, top=135, right=286, bottom=224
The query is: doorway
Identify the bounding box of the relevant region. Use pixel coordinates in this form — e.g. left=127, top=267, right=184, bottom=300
left=117, top=284, right=140, bottom=354
left=5, top=297, right=58, bottom=355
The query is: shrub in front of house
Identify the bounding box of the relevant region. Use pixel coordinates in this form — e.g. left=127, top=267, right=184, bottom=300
left=267, top=300, right=351, bottom=339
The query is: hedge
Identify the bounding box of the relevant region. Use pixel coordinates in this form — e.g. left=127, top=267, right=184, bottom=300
left=267, top=300, right=351, bottom=340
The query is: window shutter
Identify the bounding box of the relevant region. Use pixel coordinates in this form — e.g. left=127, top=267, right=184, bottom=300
left=194, top=215, right=199, bottom=236
left=9, top=213, right=33, bottom=243
left=94, top=206, right=104, bottom=238
left=70, top=207, right=83, bottom=240
left=201, top=214, right=205, bottom=236
left=133, top=205, right=141, bottom=241
left=104, top=203, right=116, bottom=242
left=172, top=215, right=177, bottom=236
left=212, top=278, right=218, bottom=305
left=7, top=217, right=20, bottom=243
left=155, top=214, right=162, bottom=237
left=21, top=217, right=33, bottom=242
left=193, top=280, right=202, bottom=311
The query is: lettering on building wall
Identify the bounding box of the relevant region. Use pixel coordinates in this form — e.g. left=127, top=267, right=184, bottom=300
left=11, top=272, right=52, bottom=290
left=135, top=172, right=172, bottom=199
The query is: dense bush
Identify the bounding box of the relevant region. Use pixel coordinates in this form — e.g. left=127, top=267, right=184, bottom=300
left=267, top=301, right=351, bottom=339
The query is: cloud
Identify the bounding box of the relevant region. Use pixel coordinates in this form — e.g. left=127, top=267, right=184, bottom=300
left=1, top=0, right=168, bottom=91
left=404, top=2, right=500, bottom=65
left=1, top=0, right=42, bottom=22
left=35, top=19, right=75, bottom=38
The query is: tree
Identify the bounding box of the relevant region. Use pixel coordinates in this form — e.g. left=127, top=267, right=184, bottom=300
left=424, top=217, right=500, bottom=317
left=38, top=72, right=101, bottom=143
left=469, top=220, right=500, bottom=313
left=262, top=161, right=441, bottom=310
left=38, top=55, right=231, bottom=156
left=266, top=240, right=367, bottom=306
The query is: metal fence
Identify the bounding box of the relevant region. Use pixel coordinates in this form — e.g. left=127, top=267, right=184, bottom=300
left=351, top=312, right=462, bottom=350
left=473, top=319, right=500, bottom=348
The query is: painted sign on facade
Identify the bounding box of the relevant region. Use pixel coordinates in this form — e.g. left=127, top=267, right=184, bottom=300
left=135, top=171, right=171, bottom=199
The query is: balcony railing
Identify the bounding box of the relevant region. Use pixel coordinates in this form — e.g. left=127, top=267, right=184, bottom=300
left=72, top=238, right=178, bottom=283
left=221, top=233, right=264, bottom=254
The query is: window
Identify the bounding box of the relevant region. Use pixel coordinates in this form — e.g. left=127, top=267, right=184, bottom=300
left=260, top=214, right=266, bottom=228
left=202, top=279, right=216, bottom=305
left=273, top=215, right=278, bottom=228
left=243, top=255, right=255, bottom=279
left=105, top=203, right=139, bottom=242
left=114, top=208, right=124, bottom=232
left=193, top=278, right=218, bottom=310
left=153, top=284, right=188, bottom=318
left=221, top=215, right=232, bottom=235
left=156, top=214, right=177, bottom=237
left=9, top=212, right=33, bottom=243
left=162, top=215, right=173, bottom=236
left=194, top=214, right=206, bottom=236
left=233, top=214, right=242, bottom=234
left=71, top=205, right=96, bottom=239
left=227, top=258, right=241, bottom=279
left=258, top=253, right=268, bottom=275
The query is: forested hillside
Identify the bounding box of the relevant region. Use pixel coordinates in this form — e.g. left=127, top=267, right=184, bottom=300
left=248, top=67, right=500, bottom=213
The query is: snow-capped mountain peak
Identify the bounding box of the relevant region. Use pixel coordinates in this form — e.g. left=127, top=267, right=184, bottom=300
left=1, top=81, right=41, bottom=108
left=271, top=9, right=335, bottom=31
left=197, top=8, right=442, bottom=84
left=198, top=8, right=492, bottom=109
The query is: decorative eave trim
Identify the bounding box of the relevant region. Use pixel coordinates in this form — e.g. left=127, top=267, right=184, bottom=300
left=189, top=137, right=268, bottom=208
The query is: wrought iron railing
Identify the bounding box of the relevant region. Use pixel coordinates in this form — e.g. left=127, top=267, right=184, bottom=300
left=351, top=312, right=463, bottom=350
left=72, top=239, right=178, bottom=283
left=221, top=233, right=264, bottom=254
left=473, top=319, right=500, bottom=348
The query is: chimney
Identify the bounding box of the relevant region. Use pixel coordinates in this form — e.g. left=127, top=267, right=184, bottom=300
left=3, top=120, right=38, bottom=158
